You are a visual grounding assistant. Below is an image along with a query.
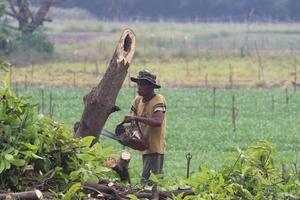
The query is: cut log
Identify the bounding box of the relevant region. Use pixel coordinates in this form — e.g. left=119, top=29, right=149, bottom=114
left=83, top=182, right=128, bottom=200
left=0, top=190, right=43, bottom=199
left=106, top=151, right=131, bottom=183
left=75, top=28, right=136, bottom=145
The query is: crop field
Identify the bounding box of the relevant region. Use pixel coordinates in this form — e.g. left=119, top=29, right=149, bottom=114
left=7, top=19, right=300, bottom=89
left=14, top=86, right=300, bottom=184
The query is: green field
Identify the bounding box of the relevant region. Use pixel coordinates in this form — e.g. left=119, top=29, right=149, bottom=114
left=15, top=86, right=300, bottom=184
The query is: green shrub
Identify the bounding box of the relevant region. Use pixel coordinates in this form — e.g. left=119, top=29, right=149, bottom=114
left=13, top=31, right=54, bottom=55
left=0, top=72, right=114, bottom=196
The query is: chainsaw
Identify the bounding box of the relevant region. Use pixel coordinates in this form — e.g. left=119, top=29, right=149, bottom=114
left=100, top=122, right=148, bottom=151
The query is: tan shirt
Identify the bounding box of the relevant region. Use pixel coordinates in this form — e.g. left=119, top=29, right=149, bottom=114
left=131, top=94, right=166, bottom=155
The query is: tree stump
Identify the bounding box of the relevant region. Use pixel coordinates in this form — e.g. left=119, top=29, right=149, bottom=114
left=74, top=28, right=136, bottom=145
left=106, top=151, right=132, bottom=183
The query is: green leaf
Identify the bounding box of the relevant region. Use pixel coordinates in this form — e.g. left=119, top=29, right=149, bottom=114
left=0, top=162, right=5, bottom=173
left=11, top=159, right=26, bottom=167
left=76, top=153, right=94, bottom=161
left=80, top=136, right=95, bottom=148
left=87, top=175, right=99, bottom=183
left=127, top=194, right=139, bottom=200
left=21, top=142, right=39, bottom=150
left=4, top=154, right=13, bottom=161
left=31, top=152, right=44, bottom=160
left=69, top=171, right=80, bottom=181
left=63, top=182, right=81, bottom=200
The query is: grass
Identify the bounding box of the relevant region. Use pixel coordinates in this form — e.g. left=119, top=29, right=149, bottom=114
left=14, top=86, right=300, bottom=184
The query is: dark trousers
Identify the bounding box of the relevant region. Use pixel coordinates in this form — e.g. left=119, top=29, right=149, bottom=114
left=141, top=153, right=164, bottom=184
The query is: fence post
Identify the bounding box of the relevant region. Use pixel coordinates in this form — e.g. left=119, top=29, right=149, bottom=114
left=73, top=71, right=76, bottom=88
left=95, top=61, right=99, bottom=75
left=271, top=95, right=275, bottom=112
left=232, top=95, right=237, bottom=131
left=41, top=89, right=44, bottom=114
left=205, top=73, right=208, bottom=88
left=49, top=91, right=54, bottom=117
left=212, top=87, right=216, bottom=118
left=229, top=64, right=233, bottom=89
left=294, top=59, right=297, bottom=93
left=285, top=88, right=289, bottom=105
left=25, top=75, right=28, bottom=90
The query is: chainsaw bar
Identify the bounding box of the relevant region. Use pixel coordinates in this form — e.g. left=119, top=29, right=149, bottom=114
left=101, top=129, right=120, bottom=141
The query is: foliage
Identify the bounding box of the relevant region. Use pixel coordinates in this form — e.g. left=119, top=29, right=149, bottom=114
left=180, top=141, right=300, bottom=199
left=1, top=1, right=54, bottom=61
left=0, top=75, right=114, bottom=197
left=13, top=31, right=54, bottom=55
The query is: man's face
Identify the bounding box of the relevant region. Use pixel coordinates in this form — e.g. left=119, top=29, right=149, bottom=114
left=137, top=80, right=154, bottom=96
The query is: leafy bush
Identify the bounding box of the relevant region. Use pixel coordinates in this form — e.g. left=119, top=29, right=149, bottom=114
left=13, top=31, right=54, bottom=55
left=0, top=70, right=114, bottom=197
left=182, top=141, right=300, bottom=199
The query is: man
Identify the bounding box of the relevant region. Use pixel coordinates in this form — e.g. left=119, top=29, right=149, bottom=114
left=124, top=69, right=166, bottom=184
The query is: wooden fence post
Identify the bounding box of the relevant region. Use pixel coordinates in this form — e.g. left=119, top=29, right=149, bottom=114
left=271, top=95, right=275, bottom=112
left=285, top=88, right=289, bottom=105
left=49, top=92, right=55, bottom=118
left=73, top=71, right=76, bottom=88
left=294, top=59, right=297, bottom=93
left=95, top=61, right=99, bottom=75
left=229, top=64, right=233, bottom=89
left=41, top=89, right=45, bottom=114
left=232, top=95, right=237, bottom=131
left=25, top=75, right=28, bottom=90
left=212, top=87, right=216, bottom=117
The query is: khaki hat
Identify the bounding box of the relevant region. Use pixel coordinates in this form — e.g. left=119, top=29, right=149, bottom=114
left=130, top=69, right=161, bottom=88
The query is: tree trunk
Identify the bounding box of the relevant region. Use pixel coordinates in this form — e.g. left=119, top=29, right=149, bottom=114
left=75, top=28, right=136, bottom=144
left=7, top=0, right=56, bottom=36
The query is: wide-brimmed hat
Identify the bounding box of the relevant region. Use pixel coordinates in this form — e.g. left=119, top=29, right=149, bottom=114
left=130, top=70, right=161, bottom=88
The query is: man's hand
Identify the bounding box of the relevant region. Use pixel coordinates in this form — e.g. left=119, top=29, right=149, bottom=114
left=124, top=115, right=136, bottom=123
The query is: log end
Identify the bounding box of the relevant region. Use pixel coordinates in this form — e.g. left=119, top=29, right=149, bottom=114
left=116, top=28, right=136, bottom=65
left=35, top=190, right=43, bottom=199
left=121, top=150, right=131, bottom=161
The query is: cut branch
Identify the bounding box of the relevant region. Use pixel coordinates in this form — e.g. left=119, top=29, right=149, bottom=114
left=0, top=190, right=43, bottom=200
left=75, top=28, right=136, bottom=144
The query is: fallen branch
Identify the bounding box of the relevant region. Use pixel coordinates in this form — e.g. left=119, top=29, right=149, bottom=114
left=83, top=182, right=128, bottom=200
left=83, top=181, right=195, bottom=200
left=0, top=190, right=43, bottom=200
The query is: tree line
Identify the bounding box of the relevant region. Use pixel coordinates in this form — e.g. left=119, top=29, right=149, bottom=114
left=58, top=0, right=300, bottom=21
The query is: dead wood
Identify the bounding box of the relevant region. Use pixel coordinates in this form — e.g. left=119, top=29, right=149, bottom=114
left=75, top=28, right=136, bottom=146
left=83, top=182, right=128, bottom=200
left=83, top=181, right=195, bottom=200
left=0, top=190, right=43, bottom=199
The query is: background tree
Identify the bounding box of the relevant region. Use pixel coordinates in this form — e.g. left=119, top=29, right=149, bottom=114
left=5, top=0, right=63, bottom=36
